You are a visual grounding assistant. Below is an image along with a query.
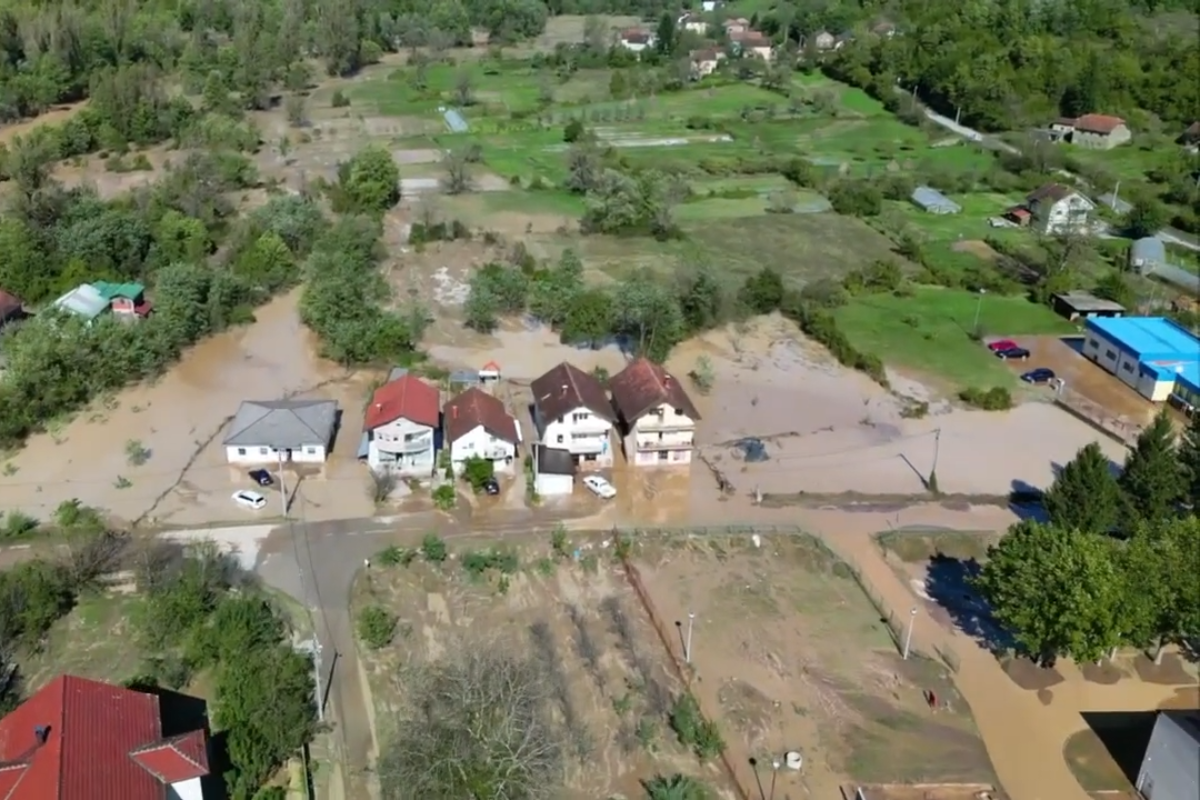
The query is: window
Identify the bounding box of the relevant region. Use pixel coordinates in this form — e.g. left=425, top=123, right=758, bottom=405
left=306, top=447, right=317, bottom=454
left=584, top=454, right=597, bottom=462
left=674, top=408, right=684, bottom=416
left=1087, top=338, right=1099, bottom=349
left=1104, top=349, right=1116, bottom=360
left=556, top=435, right=564, bottom=444
left=237, top=448, right=247, bottom=456
left=1122, top=363, right=1133, bottom=373
left=258, top=447, right=269, bottom=455
left=572, top=412, right=588, bottom=422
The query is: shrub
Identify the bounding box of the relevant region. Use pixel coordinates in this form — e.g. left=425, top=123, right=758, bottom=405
left=668, top=693, right=724, bottom=761
left=331, top=89, right=351, bottom=108
left=958, top=386, right=1013, bottom=410
left=461, top=455, right=495, bottom=491
left=421, top=532, right=448, bottom=562
left=376, top=545, right=416, bottom=566
left=357, top=605, right=397, bottom=649
left=432, top=485, right=456, bottom=510
left=460, top=547, right=519, bottom=577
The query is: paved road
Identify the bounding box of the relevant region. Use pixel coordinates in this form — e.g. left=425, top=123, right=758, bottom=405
left=908, top=89, right=1200, bottom=253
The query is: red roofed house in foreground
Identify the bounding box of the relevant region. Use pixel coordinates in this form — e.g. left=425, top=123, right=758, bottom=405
left=1050, top=113, right=1131, bottom=150
left=444, top=387, right=521, bottom=475
left=608, top=358, right=700, bottom=467
left=363, top=372, right=440, bottom=477
left=0, top=675, right=212, bottom=800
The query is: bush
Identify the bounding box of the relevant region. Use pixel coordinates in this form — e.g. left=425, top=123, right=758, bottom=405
left=958, top=386, right=1013, bottom=410
left=376, top=545, right=417, bottom=566
left=668, top=693, right=724, bottom=761
left=432, top=484, right=456, bottom=510
left=779, top=294, right=889, bottom=388
left=357, top=605, right=397, bottom=649
left=461, top=455, right=496, bottom=491
left=421, top=532, right=448, bottom=562
left=460, top=547, right=520, bottom=577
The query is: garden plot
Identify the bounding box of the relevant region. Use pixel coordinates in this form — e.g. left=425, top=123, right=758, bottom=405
left=355, top=540, right=719, bottom=799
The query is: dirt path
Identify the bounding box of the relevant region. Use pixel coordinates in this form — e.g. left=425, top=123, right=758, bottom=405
left=778, top=503, right=1189, bottom=800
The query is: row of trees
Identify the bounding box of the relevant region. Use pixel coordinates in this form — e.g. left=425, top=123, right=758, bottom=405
left=975, top=411, right=1200, bottom=663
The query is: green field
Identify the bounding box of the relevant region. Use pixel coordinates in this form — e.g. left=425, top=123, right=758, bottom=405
left=835, top=286, right=1076, bottom=387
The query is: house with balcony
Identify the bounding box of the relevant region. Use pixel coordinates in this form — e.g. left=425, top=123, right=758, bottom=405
left=0, top=674, right=214, bottom=800
left=444, top=387, right=521, bottom=474
left=530, top=362, right=616, bottom=469
left=1022, top=183, right=1095, bottom=235
left=608, top=358, right=699, bottom=467
left=363, top=371, right=440, bottom=477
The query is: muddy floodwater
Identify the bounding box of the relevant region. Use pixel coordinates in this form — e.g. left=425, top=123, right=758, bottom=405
left=0, top=291, right=374, bottom=526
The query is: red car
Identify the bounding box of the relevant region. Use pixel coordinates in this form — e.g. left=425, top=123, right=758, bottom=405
left=987, top=339, right=1019, bottom=352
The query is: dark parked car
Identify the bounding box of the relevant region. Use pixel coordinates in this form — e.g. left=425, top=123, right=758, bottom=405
left=482, top=477, right=500, bottom=495
left=1021, top=368, right=1056, bottom=384
left=994, top=347, right=1030, bottom=361
left=248, top=469, right=273, bottom=486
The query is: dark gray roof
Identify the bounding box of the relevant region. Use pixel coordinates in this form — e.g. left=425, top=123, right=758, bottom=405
left=534, top=445, right=575, bottom=476
left=1131, top=236, right=1166, bottom=263
left=223, top=400, right=338, bottom=448
left=910, top=185, right=961, bottom=212
left=1052, top=291, right=1126, bottom=313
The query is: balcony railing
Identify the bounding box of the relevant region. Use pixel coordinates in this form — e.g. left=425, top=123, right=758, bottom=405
left=636, top=439, right=693, bottom=452
left=636, top=415, right=694, bottom=432
left=375, top=435, right=433, bottom=454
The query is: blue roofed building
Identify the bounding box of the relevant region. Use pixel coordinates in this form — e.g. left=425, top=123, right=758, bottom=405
left=1082, top=316, right=1200, bottom=403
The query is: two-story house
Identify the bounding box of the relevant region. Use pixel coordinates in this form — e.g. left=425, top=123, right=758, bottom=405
left=608, top=358, right=699, bottom=467
left=689, top=48, right=724, bottom=78
left=364, top=372, right=440, bottom=477
left=677, top=12, right=708, bottom=34
left=616, top=28, right=654, bottom=52
left=531, top=362, right=616, bottom=469
left=1025, top=183, right=1096, bottom=235
left=1053, top=114, right=1132, bottom=150
left=730, top=30, right=773, bottom=60
left=444, top=387, right=521, bottom=474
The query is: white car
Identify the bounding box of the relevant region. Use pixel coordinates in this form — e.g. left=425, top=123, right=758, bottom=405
left=582, top=475, right=616, bottom=500
left=232, top=490, right=267, bottom=510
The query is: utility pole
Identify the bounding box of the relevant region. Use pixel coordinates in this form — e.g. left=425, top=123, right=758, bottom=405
left=1110, top=180, right=1121, bottom=210
left=685, top=612, right=695, bottom=664
left=277, top=449, right=287, bottom=518
left=285, top=461, right=325, bottom=723
left=971, top=289, right=987, bottom=334
left=903, top=607, right=918, bottom=660
left=932, top=428, right=942, bottom=477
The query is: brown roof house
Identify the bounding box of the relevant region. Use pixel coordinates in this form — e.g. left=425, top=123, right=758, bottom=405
left=531, top=362, right=617, bottom=469
left=444, top=387, right=521, bottom=474
left=1052, top=114, right=1132, bottom=150
left=730, top=30, right=773, bottom=61
left=617, top=28, right=654, bottom=53
left=608, top=358, right=700, bottom=468
left=689, top=47, right=725, bottom=78
left=1022, top=183, right=1096, bottom=234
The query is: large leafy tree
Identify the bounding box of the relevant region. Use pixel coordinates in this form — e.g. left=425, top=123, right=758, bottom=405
left=1119, top=518, right=1200, bottom=658
left=1042, top=442, right=1121, bottom=534
left=973, top=522, right=1131, bottom=663
left=1178, top=410, right=1200, bottom=513
left=335, top=145, right=401, bottom=214
left=1118, top=410, right=1184, bottom=529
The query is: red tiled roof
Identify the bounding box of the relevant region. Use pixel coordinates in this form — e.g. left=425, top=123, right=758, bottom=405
left=365, top=374, right=439, bottom=430
left=0, top=290, right=21, bottom=319
left=620, top=29, right=650, bottom=43
left=608, top=358, right=700, bottom=423
left=129, top=731, right=209, bottom=783
left=1073, top=113, right=1125, bottom=134
left=444, top=387, right=519, bottom=444
left=0, top=675, right=209, bottom=800
left=1026, top=183, right=1073, bottom=203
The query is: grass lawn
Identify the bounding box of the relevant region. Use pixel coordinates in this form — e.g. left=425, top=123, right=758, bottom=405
left=1067, top=141, right=1182, bottom=182
left=835, top=286, right=1076, bottom=388
left=884, top=193, right=1021, bottom=243
left=876, top=529, right=999, bottom=564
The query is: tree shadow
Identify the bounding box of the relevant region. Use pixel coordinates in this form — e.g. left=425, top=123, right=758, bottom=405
left=1008, top=479, right=1046, bottom=522
left=923, top=553, right=1015, bottom=653
left=1079, top=710, right=1158, bottom=787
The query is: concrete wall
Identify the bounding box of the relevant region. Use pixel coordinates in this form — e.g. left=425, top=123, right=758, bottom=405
left=534, top=471, right=573, bottom=497
left=226, top=444, right=327, bottom=464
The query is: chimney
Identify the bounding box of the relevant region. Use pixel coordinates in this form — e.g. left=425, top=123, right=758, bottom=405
left=663, top=375, right=671, bottom=388
left=34, top=725, right=48, bottom=745
left=375, top=403, right=382, bottom=410
left=452, top=406, right=458, bottom=419
left=561, top=384, right=568, bottom=397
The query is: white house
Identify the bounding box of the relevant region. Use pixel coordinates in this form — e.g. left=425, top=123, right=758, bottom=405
left=730, top=31, right=773, bottom=60
left=608, top=358, right=699, bottom=467
left=444, top=387, right=521, bottom=474
left=223, top=399, right=338, bottom=465
left=1026, top=183, right=1095, bottom=234
left=678, top=12, right=708, bottom=34
left=701, top=0, right=723, bottom=11
left=530, top=361, right=616, bottom=469
left=533, top=444, right=575, bottom=497
left=617, top=28, right=654, bottom=52
left=689, top=48, right=724, bottom=78
left=363, top=372, right=440, bottom=477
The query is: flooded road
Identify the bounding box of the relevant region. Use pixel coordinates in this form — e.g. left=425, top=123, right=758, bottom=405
left=0, top=290, right=371, bottom=525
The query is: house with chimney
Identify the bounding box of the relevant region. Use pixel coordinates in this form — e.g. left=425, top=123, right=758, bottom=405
left=444, top=387, right=521, bottom=474
left=530, top=362, right=616, bottom=470
left=362, top=369, right=440, bottom=477
left=0, top=674, right=214, bottom=800
left=608, top=358, right=699, bottom=467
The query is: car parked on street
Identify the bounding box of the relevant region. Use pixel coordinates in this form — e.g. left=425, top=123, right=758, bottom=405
left=482, top=477, right=500, bottom=495
left=1021, top=368, right=1057, bottom=384
left=248, top=469, right=273, bottom=486
left=994, top=347, right=1030, bottom=360
left=232, top=490, right=267, bottom=510
left=987, top=339, right=1019, bottom=352
left=582, top=475, right=617, bottom=499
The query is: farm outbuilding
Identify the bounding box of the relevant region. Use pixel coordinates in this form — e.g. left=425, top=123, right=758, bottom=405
left=910, top=186, right=961, bottom=215
left=1129, top=237, right=1167, bottom=271
left=1051, top=291, right=1126, bottom=322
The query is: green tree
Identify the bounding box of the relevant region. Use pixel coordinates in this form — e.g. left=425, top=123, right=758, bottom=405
left=1118, top=410, right=1183, bottom=528
left=738, top=267, right=785, bottom=315
left=655, top=12, right=677, bottom=55
left=461, top=455, right=496, bottom=491
left=644, top=773, right=712, bottom=799
left=528, top=249, right=584, bottom=326
left=559, top=288, right=614, bottom=346
left=1179, top=409, right=1200, bottom=513
left=336, top=146, right=401, bottom=214
left=677, top=265, right=725, bottom=333
left=611, top=272, right=685, bottom=362
left=1042, top=442, right=1121, bottom=534
left=973, top=521, right=1130, bottom=663
left=1123, top=198, right=1167, bottom=239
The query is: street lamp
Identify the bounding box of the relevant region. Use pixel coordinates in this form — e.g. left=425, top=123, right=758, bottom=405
left=685, top=612, right=695, bottom=664
left=903, top=607, right=918, bottom=660
left=972, top=288, right=987, bottom=335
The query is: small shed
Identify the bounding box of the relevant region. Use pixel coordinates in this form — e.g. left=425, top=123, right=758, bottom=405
left=1129, top=237, right=1167, bottom=271
left=533, top=445, right=574, bottom=497
left=910, top=186, right=961, bottom=215
left=479, top=360, right=501, bottom=383
left=1051, top=291, right=1126, bottom=321
left=52, top=284, right=109, bottom=322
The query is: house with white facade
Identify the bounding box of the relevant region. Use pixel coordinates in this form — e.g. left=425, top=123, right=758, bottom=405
left=223, top=399, right=338, bottom=465
left=363, top=372, right=440, bottom=477
left=617, top=28, right=654, bottom=52
left=1025, top=183, right=1095, bottom=234
left=530, top=361, right=616, bottom=469
left=689, top=48, right=725, bottom=78
left=678, top=12, right=708, bottom=34
left=608, top=358, right=699, bottom=467
left=0, top=674, right=214, bottom=800
left=444, top=387, right=521, bottom=474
